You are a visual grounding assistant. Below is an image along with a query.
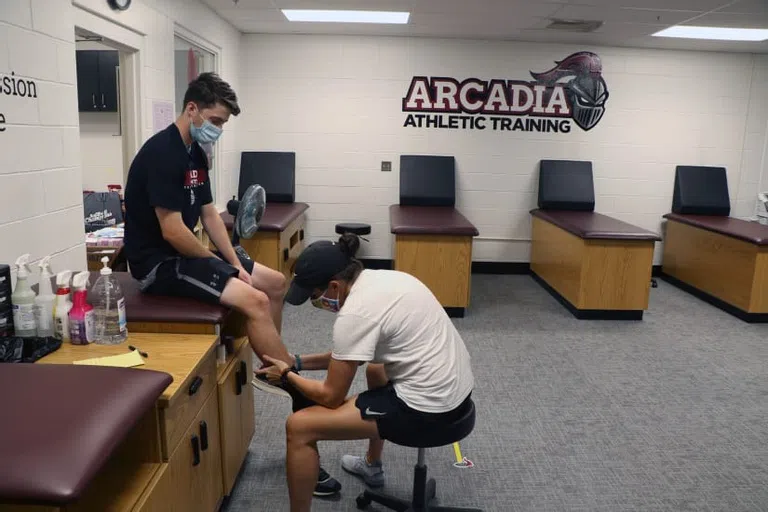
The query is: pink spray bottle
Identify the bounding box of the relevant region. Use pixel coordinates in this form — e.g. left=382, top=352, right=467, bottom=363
left=69, top=271, right=95, bottom=344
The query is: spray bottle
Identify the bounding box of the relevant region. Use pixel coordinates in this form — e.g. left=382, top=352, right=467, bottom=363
left=34, top=255, right=55, bottom=337
left=53, top=270, right=73, bottom=341
left=11, top=254, right=37, bottom=337
left=69, top=271, right=95, bottom=345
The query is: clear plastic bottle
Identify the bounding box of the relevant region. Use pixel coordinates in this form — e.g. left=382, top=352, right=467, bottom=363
left=92, top=256, right=127, bottom=344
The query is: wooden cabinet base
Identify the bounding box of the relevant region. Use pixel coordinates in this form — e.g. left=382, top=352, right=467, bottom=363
left=393, top=234, right=473, bottom=317
left=236, top=214, right=306, bottom=279
left=530, top=216, right=655, bottom=320
left=661, top=219, right=768, bottom=322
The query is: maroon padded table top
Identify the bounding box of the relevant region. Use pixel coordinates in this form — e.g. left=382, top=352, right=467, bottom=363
left=0, top=364, right=172, bottom=504
left=531, top=209, right=661, bottom=241
left=389, top=205, right=479, bottom=236
left=40, top=272, right=229, bottom=325
left=664, top=213, right=768, bottom=246
left=221, top=202, right=308, bottom=232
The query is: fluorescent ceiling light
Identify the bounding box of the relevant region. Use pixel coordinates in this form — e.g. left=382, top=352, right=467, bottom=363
left=282, top=9, right=410, bottom=24
left=652, top=26, right=768, bottom=41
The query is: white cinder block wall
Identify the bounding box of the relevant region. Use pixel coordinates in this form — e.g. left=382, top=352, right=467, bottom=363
left=0, top=0, right=239, bottom=283
left=239, top=35, right=768, bottom=264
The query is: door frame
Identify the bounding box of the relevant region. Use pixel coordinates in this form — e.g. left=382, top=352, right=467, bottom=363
left=174, top=24, right=223, bottom=205
left=73, top=5, right=143, bottom=185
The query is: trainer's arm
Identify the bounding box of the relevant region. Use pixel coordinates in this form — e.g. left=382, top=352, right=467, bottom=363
left=285, top=358, right=359, bottom=409
left=201, top=203, right=240, bottom=267
left=155, top=207, right=218, bottom=259
left=295, top=352, right=332, bottom=371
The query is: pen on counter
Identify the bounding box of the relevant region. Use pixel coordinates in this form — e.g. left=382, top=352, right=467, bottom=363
left=129, top=345, right=149, bottom=358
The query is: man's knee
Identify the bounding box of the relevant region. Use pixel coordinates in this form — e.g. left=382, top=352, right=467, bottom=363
left=252, top=266, right=287, bottom=299
left=223, top=280, right=271, bottom=318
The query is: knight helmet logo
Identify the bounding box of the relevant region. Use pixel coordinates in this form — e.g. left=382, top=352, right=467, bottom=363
left=530, top=51, right=609, bottom=131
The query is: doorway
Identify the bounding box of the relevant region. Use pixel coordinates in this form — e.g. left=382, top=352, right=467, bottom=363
left=174, top=33, right=220, bottom=205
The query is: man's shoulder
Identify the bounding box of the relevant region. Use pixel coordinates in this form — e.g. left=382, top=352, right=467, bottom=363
left=138, top=124, right=185, bottom=159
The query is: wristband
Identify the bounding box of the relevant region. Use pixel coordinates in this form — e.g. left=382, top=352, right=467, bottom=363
left=294, top=354, right=302, bottom=372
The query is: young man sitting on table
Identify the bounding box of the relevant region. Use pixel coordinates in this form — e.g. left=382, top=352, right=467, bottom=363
left=123, top=72, right=341, bottom=496
left=257, top=233, right=475, bottom=512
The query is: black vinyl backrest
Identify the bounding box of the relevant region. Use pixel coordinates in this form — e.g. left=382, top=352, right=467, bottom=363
left=672, top=165, right=730, bottom=216
left=399, top=155, right=455, bottom=207
left=538, top=160, right=595, bottom=211
left=238, top=151, right=295, bottom=203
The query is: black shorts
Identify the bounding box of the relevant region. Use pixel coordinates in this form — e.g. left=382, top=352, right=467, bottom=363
left=355, top=382, right=472, bottom=444
left=141, top=251, right=254, bottom=305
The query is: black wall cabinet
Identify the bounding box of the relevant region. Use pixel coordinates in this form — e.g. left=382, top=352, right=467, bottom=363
left=76, top=50, right=119, bottom=112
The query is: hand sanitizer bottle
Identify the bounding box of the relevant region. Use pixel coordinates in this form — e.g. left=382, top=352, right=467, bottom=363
left=93, top=256, right=127, bottom=344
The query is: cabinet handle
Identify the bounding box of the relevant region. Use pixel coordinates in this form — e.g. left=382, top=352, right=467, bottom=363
left=299, top=229, right=305, bottom=241
left=101, top=93, right=105, bottom=108
left=92, top=94, right=96, bottom=109
left=199, top=421, right=208, bottom=451
left=189, top=376, right=203, bottom=396
left=283, top=248, right=289, bottom=262
left=235, top=362, right=243, bottom=396
left=191, top=435, right=201, bottom=466
left=239, top=360, right=247, bottom=387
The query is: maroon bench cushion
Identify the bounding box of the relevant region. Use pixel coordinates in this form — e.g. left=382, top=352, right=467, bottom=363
left=531, top=209, right=661, bottom=241
left=0, top=364, right=172, bottom=504
left=102, top=272, right=229, bottom=325
left=221, top=202, right=308, bottom=232
left=664, top=213, right=768, bottom=246
left=389, top=205, right=479, bottom=236
left=39, top=273, right=229, bottom=325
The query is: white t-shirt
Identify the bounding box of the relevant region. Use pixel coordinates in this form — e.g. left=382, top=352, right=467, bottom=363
left=331, top=269, right=474, bottom=414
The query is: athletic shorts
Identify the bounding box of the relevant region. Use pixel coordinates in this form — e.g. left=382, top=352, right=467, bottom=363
left=140, top=251, right=254, bottom=305
left=355, top=382, right=472, bottom=444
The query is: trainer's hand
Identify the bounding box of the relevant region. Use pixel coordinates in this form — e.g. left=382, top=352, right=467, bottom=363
left=254, top=355, right=291, bottom=384
left=235, top=265, right=252, bottom=286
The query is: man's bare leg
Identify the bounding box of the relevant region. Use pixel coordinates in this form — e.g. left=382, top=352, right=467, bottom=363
left=249, top=261, right=287, bottom=334
left=220, top=277, right=292, bottom=365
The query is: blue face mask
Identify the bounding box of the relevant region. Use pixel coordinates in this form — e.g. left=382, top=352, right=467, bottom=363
left=311, top=288, right=340, bottom=313
left=190, top=114, right=222, bottom=145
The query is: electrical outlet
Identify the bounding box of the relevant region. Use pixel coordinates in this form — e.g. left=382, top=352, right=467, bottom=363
left=381, top=161, right=392, bottom=172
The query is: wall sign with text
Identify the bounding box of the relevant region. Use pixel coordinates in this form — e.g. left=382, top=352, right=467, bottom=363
left=402, top=51, right=609, bottom=134
left=0, top=71, right=39, bottom=133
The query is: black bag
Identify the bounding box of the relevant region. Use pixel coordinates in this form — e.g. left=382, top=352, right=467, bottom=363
left=0, top=336, right=62, bottom=363
left=83, top=191, right=124, bottom=233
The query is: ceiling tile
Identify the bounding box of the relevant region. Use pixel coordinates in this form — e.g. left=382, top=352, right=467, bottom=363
left=552, top=5, right=702, bottom=24
left=563, top=0, right=731, bottom=10
left=714, top=0, right=768, bottom=15
left=683, top=11, right=768, bottom=28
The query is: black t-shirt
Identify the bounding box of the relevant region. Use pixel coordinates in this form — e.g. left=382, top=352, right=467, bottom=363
left=124, top=123, right=212, bottom=279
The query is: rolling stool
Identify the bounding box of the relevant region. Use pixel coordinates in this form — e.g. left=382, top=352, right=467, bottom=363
left=356, top=398, right=482, bottom=512
left=336, top=222, right=371, bottom=241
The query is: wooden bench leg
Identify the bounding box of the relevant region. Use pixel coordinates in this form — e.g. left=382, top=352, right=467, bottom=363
left=393, top=234, right=473, bottom=316
left=530, top=216, right=654, bottom=320
left=661, top=219, right=768, bottom=322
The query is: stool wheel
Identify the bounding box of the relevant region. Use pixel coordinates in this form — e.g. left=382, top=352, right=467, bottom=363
left=356, top=493, right=371, bottom=509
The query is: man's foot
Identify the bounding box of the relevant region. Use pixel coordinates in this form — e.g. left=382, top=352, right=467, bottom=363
left=314, top=467, right=342, bottom=497
left=341, top=455, right=385, bottom=488
left=251, top=373, right=291, bottom=398
left=251, top=371, right=318, bottom=412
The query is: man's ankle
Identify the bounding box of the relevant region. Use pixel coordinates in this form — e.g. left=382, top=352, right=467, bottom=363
left=365, top=453, right=380, bottom=465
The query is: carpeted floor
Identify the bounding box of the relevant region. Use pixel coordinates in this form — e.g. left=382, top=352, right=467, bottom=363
left=222, top=274, right=768, bottom=512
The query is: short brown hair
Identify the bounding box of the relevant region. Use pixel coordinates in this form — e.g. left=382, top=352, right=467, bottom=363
left=183, top=71, right=240, bottom=116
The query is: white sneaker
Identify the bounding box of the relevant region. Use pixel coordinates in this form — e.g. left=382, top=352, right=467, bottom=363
left=341, top=455, right=385, bottom=487
left=251, top=374, right=291, bottom=398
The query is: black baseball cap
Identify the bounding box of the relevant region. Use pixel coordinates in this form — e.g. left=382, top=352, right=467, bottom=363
left=285, top=240, right=352, bottom=305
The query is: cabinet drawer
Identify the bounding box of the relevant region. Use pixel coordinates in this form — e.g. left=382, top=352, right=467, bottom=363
left=163, top=390, right=223, bottom=512
left=217, top=341, right=256, bottom=495
left=159, top=351, right=217, bottom=459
